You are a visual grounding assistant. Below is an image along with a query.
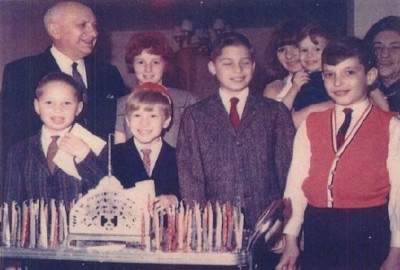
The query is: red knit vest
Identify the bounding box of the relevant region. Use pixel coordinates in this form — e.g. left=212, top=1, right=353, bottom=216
left=302, top=106, right=393, bottom=208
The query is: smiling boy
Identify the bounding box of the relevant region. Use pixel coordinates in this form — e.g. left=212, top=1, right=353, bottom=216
left=4, top=72, right=106, bottom=205
left=177, top=32, right=294, bottom=229
left=112, top=82, right=180, bottom=210
left=278, top=37, right=400, bottom=270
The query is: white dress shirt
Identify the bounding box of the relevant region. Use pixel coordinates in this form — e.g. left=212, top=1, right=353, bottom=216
left=219, top=87, right=249, bottom=119
left=134, top=138, right=162, bottom=176
left=50, top=46, right=88, bottom=87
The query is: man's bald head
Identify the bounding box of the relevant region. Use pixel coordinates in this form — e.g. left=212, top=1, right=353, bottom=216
left=44, top=1, right=98, bottom=60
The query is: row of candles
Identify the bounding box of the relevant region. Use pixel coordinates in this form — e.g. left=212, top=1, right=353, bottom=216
left=142, top=200, right=244, bottom=252
left=0, top=199, right=69, bottom=249
left=0, top=199, right=245, bottom=253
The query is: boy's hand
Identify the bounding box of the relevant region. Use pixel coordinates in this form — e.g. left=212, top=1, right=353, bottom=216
left=153, top=195, right=178, bottom=211
left=291, top=69, right=309, bottom=92
left=380, top=247, right=400, bottom=270
left=58, top=133, right=91, bottom=162
left=275, top=234, right=299, bottom=270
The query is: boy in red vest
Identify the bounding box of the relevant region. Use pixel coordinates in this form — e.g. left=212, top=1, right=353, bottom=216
left=277, top=37, right=400, bottom=270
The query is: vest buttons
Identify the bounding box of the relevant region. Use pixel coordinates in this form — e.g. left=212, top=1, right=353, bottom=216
left=328, top=184, right=333, bottom=191
left=331, top=170, right=336, bottom=175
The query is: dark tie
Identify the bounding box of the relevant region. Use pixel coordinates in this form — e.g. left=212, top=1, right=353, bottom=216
left=72, top=62, right=88, bottom=103
left=229, top=97, right=240, bottom=131
left=141, top=148, right=152, bottom=176
left=47, top=135, right=60, bottom=174
left=336, top=108, right=353, bottom=148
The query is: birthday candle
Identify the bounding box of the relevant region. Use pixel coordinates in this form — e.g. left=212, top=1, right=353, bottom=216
left=177, top=202, right=184, bottom=250
left=16, top=204, right=21, bottom=248
left=49, top=199, right=58, bottom=249
left=194, top=202, right=202, bottom=252
left=21, top=201, right=29, bottom=248
left=2, top=202, right=11, bottom=247
left=222, top=203, right=228, bottom=250
left=29, top=200, right=39, bottom=248
left=10, top=201, right=17, bottom=247
left=227, top=202, right=233, bottom=250
left=38, top=199, right=48, bottom=249
left=153, top=207, right=160, bottom=251
left=58, top=201, right=68, bottom=245
left=215, top=201, right=222, bottom=251
left=186, top=208, right=193, bottom=251
left=202, top=209, right=208, bottom=251
left=167, top=206, right=175, bottom=251
left=160, top=210, right=164, bottom=250
left=207, top=202, right=213, bottom=252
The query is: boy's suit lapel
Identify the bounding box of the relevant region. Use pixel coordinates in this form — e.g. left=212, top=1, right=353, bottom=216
left=238, top=95, right=257, bottom=133
left=30, top=134, right=53, bottom=175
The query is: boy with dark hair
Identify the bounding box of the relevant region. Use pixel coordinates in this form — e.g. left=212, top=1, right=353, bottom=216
left=278, top=37, right=400, bottom=270
left=4, top=72, right=106, bottom=205
left=177, top=31, right=294, bottom=238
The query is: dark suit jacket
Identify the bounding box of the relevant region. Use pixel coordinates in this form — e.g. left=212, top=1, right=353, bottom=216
left=4, top=133, right=106, bottom=204
left=112, top=140, right=180, bottom=199
left=177, top=93, right=295, bottom=228
left=1, top=47, right=126, bottom=151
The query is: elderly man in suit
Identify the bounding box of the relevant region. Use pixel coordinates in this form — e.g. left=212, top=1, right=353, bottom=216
left=1, top=1, right=126, bottom=156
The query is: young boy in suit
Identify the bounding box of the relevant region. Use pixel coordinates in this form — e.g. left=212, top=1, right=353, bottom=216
left=278, top=37, right=400, bottom=270
left=4, top=72, right=106, bottom=205
left=112, top=82, right=179, bottom=210
left=177, top=31, right=295, bottom=232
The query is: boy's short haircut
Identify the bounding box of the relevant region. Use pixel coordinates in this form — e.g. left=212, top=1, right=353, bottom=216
left=322, top=36, right=375, bottom=72
left=36, top=72, right=83, bottom=101
left=364, top=16, right=400, bottom=44
left=125, top=83, right=172, bottom=120
left=125, top=32, right=173, bottom=68
left=298, top=20, right=333, bottom=45
left=209, top=32, right=255, bottom=61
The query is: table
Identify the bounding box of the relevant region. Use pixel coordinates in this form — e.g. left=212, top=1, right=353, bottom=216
left=0, top=246, right=248, bottom=268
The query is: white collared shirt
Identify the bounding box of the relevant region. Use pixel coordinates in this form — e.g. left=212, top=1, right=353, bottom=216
left=50, top=46, right=88, bottom=87
left=334, top=98, right=370, bottom=135
left=219, top=87, right=249, bottom=119
left=134, top=138, right=163, bottom=176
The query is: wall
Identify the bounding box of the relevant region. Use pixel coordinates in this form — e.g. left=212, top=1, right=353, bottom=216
left=353, top=0, right=400, bottom=39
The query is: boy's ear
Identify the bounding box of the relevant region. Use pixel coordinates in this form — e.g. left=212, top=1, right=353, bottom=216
left=75, top=101, right=84, bottom=116
left=208, top=61, right=216, bottom=76
left=366, top=67, right=378, bottom=86
left=34, top=99, right=40, bottom=115
left=163, top=115, right=172, bottom=129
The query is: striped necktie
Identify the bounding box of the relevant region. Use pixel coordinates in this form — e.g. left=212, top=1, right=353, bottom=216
left=336, top=108, right=353, bottom=148
left=47, top=135, right=59, bottom=174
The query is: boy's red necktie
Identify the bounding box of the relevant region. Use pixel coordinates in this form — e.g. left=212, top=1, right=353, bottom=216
left=229, top=97, right=240, bottom=131
left=336, top=108, right=353, bottom=148
left=141, top=148, right=152, bottom=176
left=47, top=135, right=59, bottom=174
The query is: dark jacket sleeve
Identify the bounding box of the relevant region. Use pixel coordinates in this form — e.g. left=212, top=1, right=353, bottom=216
left=273, top=102, right=295, bottom=193
left=176, top=107, right=207, bottom=204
